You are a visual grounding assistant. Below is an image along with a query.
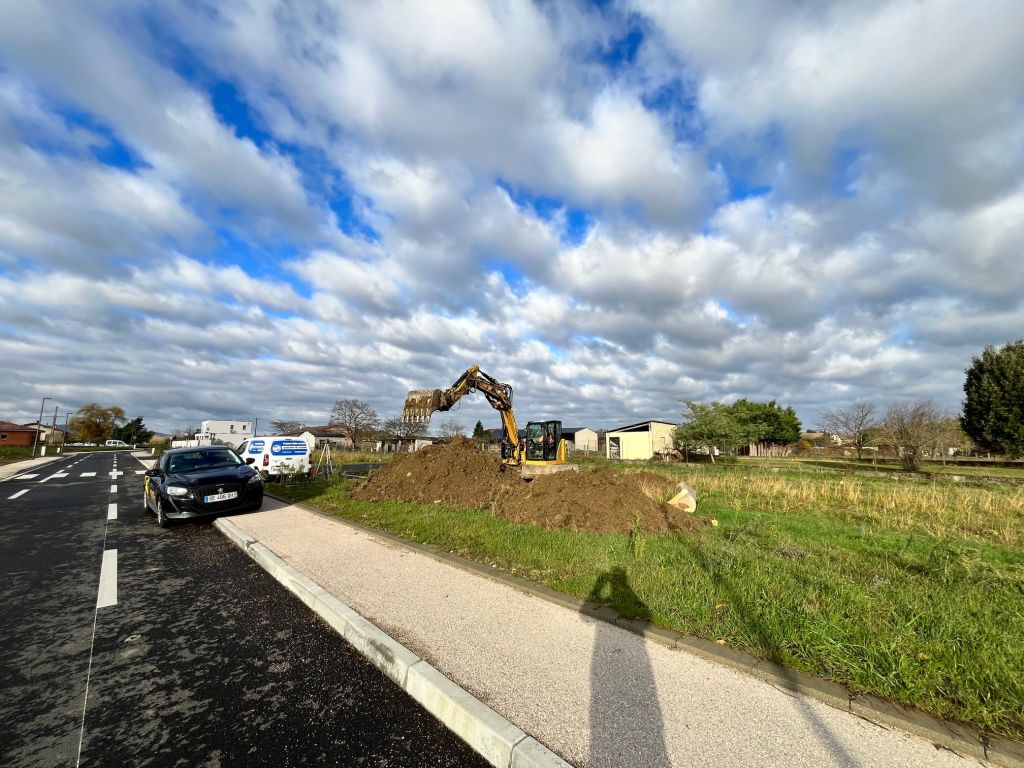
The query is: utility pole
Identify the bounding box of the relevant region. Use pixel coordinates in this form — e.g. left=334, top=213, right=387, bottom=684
left=61, top=411, right=71, bottom=453
left=31, top=397, right=51, bottom=458
left=50, top=405, right=58, bottom=448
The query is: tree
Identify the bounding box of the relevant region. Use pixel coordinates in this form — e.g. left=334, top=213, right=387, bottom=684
left=111, top=416, right=154, bottom=445
left=962, top=339, right=1024, bottom=457
left=674, top=401, right=758, bottom=463
left=436, top=419, right=466, bottom=440
left=382, top=415, right=428, bottom=441
left=820, top=401, right=880, bottom=461
left=172, top=425, right=199, bottom=441
left=271, top=419, right=304, bottom=434
left=729, top=399, right=802, bottom=445
left=329, top=399, right=380, bottom=449
left=472, top=420, right=489, bottom=447
left=70, top=404, right=126, bottom=444
left=881, top=400, right=947, bottom=472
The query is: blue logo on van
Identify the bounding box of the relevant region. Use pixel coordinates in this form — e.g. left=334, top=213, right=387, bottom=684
left=271, top=439, right=307, bottom=456
left=248, top=440, right=265, bottom=454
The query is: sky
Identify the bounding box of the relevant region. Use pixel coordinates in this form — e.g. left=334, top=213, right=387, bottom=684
left=1, top=0, right=1023, bottom=436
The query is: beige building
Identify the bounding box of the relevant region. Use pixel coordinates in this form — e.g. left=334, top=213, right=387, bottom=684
left=562, top=427, right=598, bottom=452
left=605, top=420, right=678, bottom=460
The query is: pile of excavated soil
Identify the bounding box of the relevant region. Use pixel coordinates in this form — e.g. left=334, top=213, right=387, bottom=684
left=351, top=438, right=704, bottom=534
left=353, top=437, right=517, bottom=506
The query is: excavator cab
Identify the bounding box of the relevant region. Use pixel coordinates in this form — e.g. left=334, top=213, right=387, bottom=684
left=525, top=421, right=562, bottom=463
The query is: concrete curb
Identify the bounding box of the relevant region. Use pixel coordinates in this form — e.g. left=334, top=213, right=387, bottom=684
left=214, top=516, right=572, bottom=768
left=264, top=492, right=1024, bottom=768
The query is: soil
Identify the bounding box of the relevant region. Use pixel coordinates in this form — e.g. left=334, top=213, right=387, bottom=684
left=351, top=437, right=706, bottom=534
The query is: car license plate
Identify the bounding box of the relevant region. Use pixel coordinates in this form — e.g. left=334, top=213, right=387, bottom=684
left=204, top=491, right=238, bottom=503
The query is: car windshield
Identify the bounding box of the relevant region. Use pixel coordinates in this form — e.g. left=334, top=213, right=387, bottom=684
left=168, top=449, right=243, bottom=474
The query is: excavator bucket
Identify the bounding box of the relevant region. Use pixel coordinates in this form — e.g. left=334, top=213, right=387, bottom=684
left=402, top=389, right=442, bottom=422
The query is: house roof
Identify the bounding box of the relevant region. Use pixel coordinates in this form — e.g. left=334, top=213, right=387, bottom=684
left=560, top=427, right=593, bottom=436
left=22, top=422, right=65, bottom=432
left=1, top=421, right=38, bottom=432
left=606, top=419, right=678, bottom=433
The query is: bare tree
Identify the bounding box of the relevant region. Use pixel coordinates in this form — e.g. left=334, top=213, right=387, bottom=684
left=329, top=399, right=380, bottom=449
left=436, top=418, right=466, bottom=440
left=820, top=401, right=880, bottom=461
left=881, top=400, right=947, bottom=472
left=382, top=415, right=429, bottom=441
left=271, top=419, right=304, bottom=434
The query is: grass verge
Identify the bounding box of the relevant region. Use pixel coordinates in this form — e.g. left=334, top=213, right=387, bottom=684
left=276, top=466, right=1024, bottom=741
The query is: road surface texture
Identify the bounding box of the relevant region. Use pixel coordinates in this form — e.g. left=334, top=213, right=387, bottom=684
left=0, top=450, right=488, bottom=768
left=228, top=501, right=982, bottom=768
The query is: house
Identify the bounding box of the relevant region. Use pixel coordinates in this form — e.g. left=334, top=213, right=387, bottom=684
left=290, top=425, right=354, bottom=450
left=1, top=420, right=39, bottom=447
left=197, top=419, right=253, bottom=448
left=561, top=427, right=598, bottom=452
left=21, top=422, right=66, bottom=446
left=605, top=420, right=678, bottom=460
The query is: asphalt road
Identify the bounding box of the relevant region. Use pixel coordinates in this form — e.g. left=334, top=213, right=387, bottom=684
left=0, top=450, right=488, bottom=767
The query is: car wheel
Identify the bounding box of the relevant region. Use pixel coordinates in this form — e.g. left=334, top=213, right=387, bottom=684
left=156, top=497, right=170, bottom=528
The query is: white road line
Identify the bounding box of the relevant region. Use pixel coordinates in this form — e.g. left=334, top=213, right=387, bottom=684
left=81, top=472, right=96, bottom=477
left=110, top=484, right=117, bottom=494
left=39, top=472, right=69, bottom=483
left=13, top=473, right=39, bottom=480
left=135, top=470, right=145, bottom=474
left=107, top=503, right=117, bottom=520
left=109, top=470, right=122, bottom=478
left=8, top=489, right=29, bottom=500
left=96, top=549, right=117, bottom=608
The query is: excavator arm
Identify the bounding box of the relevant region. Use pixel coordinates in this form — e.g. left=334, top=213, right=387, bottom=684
left=403, top=365, right=521, bottom=456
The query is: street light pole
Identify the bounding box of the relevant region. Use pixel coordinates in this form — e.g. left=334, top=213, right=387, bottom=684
left=50, top=405, right=58, bottom=449
left=31, top=397, right=51, bottom=458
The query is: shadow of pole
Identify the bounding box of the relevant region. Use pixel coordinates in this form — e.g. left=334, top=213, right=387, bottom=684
left=681, top=537, right=863, bottom=768
left=586, top=567, right=672, bottom=767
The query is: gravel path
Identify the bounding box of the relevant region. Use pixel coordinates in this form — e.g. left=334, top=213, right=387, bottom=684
left=227, top=500, right=974, bottom=768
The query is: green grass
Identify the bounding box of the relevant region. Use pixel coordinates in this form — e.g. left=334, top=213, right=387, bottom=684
left=275, top=466, right=1024, bottom=741
left=0, top=446, right=35, bottom=465
left=733, top=455, right=1024, bottom=479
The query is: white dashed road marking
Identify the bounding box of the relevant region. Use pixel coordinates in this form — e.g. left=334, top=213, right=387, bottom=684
left=96, top=549, right=117, bottom=608
left=81, top=472, right=96, bottom=478
left=16, top=474, right=39, bottom=480
left=107, top=503, right=117, bottom=520
left=8, top=489, right=29, bottom=500
left=109, top=471, right=122, bottom=478
left=135, top=470, right=145, bottom=474
left=39, top=472, right=69, bottom=483
left=110, top=484, right=117, bottom=494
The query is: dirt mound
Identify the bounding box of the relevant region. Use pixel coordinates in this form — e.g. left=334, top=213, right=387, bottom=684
left=353, top=437, right=516, bottom=505
left=352, top=438, right=705, bottom=534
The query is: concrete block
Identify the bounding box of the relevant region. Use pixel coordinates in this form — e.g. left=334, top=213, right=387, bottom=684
left=308, top=591, right=362, bottom=637
left=214, top=518, right=256, bottom=552
left=405, top=660, right=527, bottom=768
left=511, top=736, right=574, bottom=768
left=343, top=614, right=421, bottom=688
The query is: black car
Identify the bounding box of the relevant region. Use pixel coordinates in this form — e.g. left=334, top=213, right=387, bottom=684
left=144, top=445, right=263, bottom=527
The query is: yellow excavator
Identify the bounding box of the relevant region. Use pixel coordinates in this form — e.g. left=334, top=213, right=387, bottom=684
left=403, top=365, right=577, bottom=478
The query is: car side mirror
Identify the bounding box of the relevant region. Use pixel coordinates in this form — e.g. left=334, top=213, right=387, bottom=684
left=245, top=457, right=255, bottom=465
left=144, top=468, right=161, bottom=477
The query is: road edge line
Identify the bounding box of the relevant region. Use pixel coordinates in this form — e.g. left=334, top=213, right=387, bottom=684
left=213, top=516, right=573, bottom=768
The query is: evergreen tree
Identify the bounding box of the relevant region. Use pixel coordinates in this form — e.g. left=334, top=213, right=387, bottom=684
left=962, top=339, right=1024, bottom=457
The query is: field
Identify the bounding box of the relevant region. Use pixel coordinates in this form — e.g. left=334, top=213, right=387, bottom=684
left=0, top=446, right=35, bottom=465
left=276, top=458, right=1024, bottom=741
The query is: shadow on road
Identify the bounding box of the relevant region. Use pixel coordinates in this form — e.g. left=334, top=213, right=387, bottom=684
left=586, top=567, right=671, bottom=767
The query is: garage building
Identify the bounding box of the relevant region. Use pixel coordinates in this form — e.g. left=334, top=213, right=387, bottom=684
left=605, top=420, right=678, bottom=460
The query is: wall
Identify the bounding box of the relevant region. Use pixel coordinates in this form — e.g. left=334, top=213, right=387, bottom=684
left=569, top=428, right=598, bottom=452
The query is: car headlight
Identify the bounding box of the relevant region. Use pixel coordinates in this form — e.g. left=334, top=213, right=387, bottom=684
left=247, top=472, right=262, bottom=484
left=166, top=485, right=189, bottom=497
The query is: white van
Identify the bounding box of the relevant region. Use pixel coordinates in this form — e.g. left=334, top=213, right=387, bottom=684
left=236, top=436, right=311, bottom=478
left=105, top=439, right=129, bottom=448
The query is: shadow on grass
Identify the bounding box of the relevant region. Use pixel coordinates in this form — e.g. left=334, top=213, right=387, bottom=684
left=586, top=567, right=670, bottom=767
left=680, top=538, right=863, bottom=768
